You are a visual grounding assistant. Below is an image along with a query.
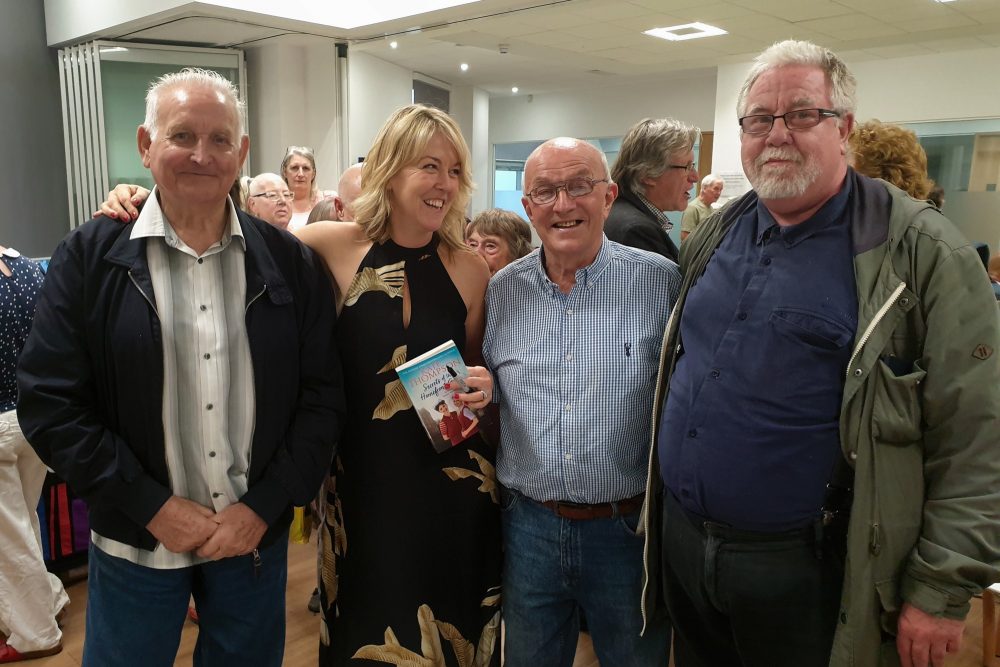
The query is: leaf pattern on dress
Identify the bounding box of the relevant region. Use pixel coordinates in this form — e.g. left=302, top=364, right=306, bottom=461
left=378, top=345, right=408, bottom=374
left=353, top=601, right=500, bottom=667
left=373, top=378, right=412, bottom=421
left=442, top=450, right=499, bottom=504
left=344, top=261, right=405, bottom=307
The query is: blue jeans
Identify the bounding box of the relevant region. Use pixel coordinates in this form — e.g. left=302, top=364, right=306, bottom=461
left=501, top=487, right=671, bottom=667
left=83, top=535, right=288, bottom=667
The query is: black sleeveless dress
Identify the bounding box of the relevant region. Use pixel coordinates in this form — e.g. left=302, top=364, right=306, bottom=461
left=318, top=236, right=501, bottom=666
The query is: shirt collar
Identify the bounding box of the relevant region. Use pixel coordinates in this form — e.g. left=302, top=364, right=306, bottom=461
left=535, top=235, right=614, bottom=293
left=755, top=175, right=852, bottom=248
left=635, top=191, right=674, bottom=232
left=130, top=186, right=246, bottom=252
left=0, top=247, right=21, bottom=258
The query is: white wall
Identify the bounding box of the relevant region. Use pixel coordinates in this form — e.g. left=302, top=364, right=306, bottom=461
left=43, top=0, right=188, bottom=46
left=489, top=73, right=718, bottom=144
left=347, top=52, right=412, bottom=163
left=452, top=86, right=491, bottom=214
left=244, top=40, right=342, bottom=190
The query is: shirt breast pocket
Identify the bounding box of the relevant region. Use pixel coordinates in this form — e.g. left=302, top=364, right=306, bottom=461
left=769, top=307, right=853, bottom=351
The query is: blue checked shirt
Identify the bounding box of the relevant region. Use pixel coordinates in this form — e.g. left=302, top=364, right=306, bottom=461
left=484, top=237, right=680, bottom=503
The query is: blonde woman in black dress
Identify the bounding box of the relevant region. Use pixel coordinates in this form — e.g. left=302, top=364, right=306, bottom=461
left=297, top=104, right=501, bottom=666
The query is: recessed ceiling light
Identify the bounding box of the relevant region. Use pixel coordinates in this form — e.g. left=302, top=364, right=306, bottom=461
left=460, top=63, right=469, bottom=71
left=511, top=86, right=519, bottom=93
left=389, top=40, right=398, bottom=49
left=644, top=22, right=727, bottom=41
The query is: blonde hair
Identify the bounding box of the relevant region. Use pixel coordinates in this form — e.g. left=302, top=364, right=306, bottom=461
left=849, top=120, right=934, bottom=200
left=352, top=104, right=474, bottom=253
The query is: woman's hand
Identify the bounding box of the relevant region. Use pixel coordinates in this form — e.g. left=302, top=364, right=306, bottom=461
left=456, top=366, right=494, bottom=410
left=93, top=184, right=150, bottom=222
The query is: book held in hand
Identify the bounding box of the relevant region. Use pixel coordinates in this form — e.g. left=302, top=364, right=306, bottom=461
left=396, top=340, right=480, bottom=453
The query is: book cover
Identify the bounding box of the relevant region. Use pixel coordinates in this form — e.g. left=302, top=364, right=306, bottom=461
left=396, top=340, right=480, bottom=453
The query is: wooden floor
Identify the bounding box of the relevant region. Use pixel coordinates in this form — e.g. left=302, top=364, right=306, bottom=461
left=26, top=542, right=991, bottom=666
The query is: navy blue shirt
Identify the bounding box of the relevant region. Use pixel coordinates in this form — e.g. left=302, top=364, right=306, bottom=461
left=1, top=251, right=45, bottom=412
left=659, top=178, right=857, bottom=531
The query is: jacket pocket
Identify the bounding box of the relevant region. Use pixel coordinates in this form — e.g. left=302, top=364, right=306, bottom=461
left=872, top=360, right=926, bottom=443
left=875, top=578, right=901, bottom=638
left=769, top=307, right=853, bottom=350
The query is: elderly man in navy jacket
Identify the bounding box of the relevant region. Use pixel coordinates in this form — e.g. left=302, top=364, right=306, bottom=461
left=17, top=68, right=343, bottom=667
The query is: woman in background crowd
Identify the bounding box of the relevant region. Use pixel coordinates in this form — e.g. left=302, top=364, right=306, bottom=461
left=282, top=145, right=324, bottom=230
left=296, top=104, right=501, bottom=667
left=465, top=208, right=534, bottom=275
left=848, top=120, right=935, bottom=200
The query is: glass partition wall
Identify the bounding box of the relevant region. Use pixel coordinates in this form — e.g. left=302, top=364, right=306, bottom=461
left=58, top=41, right=245, bottom=229
left=904, top=119, right=1000, bottom=253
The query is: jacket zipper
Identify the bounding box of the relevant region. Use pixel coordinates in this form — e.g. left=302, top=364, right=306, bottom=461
left=129, top=269, right=175, bottom=496
left=844, top=279, right=904, bottom=556
left=639, top=305, right=679, bottom=635
left=243, top=283, right=267, bottom=477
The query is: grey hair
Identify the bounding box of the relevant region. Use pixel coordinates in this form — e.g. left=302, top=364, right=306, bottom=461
left=701, top=173, right=723, bottom=188
left=248, top=172, right=286, bottom=196
left=737, top=40, right=857, bottom=118
left=280, top=145, right=318, bottom=196
left=611, top=118, right=701, bottom=195
left=143, top=68, right=245, bottom=139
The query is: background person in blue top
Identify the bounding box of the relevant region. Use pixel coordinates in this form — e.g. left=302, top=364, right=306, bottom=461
left=0, top=246, right=68, bottom=663
left=483, top=137, right=681, bottom=666
left=641, top=40, right=1000, bottom=667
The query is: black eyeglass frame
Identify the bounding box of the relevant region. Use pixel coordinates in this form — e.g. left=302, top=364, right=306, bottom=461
left=738, top=108, right=841, bottom=135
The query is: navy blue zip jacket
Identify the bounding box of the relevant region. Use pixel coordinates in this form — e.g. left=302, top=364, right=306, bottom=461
left=16, top=211, right=344, bottom=551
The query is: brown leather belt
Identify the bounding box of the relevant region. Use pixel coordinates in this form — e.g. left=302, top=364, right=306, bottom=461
left=540, top=493, right=645, bottom=520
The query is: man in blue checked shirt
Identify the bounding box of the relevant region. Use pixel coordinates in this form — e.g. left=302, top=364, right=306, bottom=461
left=483, top=137, right=681, bottom=666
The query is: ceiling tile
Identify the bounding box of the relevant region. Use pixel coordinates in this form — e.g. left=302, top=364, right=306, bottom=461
left=862, top=43, right=934, bottom=58
left=732, top=0, right=850, bottom=23
left=895, top=14, right=978, bottom=32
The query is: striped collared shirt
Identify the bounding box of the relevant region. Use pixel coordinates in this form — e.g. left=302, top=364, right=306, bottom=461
left=636, top=191, right=674, bottom=232
left=483, top=237, right=680, bottom=504
left=92, top=190, right=255, bottom=569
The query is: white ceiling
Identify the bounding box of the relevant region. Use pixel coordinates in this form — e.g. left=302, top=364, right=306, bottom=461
left=101, top=0, right=1000, bottom=96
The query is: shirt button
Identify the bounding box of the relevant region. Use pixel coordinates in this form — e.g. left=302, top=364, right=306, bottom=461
left=566, top=309, right=573, bottom=315
left=565, top=403, right=572, bottom=412
left=565, top=353, right=573, bottom=361
left=209, top=451, right=217, bottom=457
left=737, top=312, right=748, bottom=321
left=899, top=297, right=909, bottom=307
left=198, top=258, right=204, bottom=264
left=204, top=353, right=211, bottom=360
left=212, top=492, right=221, bottom=498
left=200, top=304, right=207, bottom=312
left=688, top=429, right=697, bottom=438
left=206, top=403, right=214, bottom=410
left=762, top=256, right=771, bottom=266
left=710, top=369, right=720, bottom=378
left=564, top=453, right=573, bottom=460
left=849, top=451, right=858, bottom=461
left=853, top=368, right=863, bottom=377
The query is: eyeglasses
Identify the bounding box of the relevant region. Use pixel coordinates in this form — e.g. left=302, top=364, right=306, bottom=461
left=251, top=191, right=295, bottom=202
left=668, top=162, right=697, bottom=173
left=526, top=177, right=608, bottom=205
left=738, top=108, right=841, bottom=136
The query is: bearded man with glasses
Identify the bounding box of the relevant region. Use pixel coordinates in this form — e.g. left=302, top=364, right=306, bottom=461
left=641, top=39, right=1000, bottom=667
left=482, top=137, right=680, bottom=665
left=604, top=117, right=702, bottom=263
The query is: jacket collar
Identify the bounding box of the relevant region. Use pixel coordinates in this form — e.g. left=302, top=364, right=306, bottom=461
left=102, top=207, right=291, bottom=309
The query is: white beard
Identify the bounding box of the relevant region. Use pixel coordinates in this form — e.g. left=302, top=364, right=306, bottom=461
left=746, top=147, right=821, bottom=199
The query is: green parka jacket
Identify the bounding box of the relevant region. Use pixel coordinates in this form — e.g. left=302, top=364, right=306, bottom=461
left=640, top=171, right=1000, bottom=666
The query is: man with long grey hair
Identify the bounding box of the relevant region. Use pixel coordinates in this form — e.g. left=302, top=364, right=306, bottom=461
left=17, top=68, right=344, bottom=666
left=641, top=40, right=1000, bottom=667
left=604, top=117, right=701, bottom=262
